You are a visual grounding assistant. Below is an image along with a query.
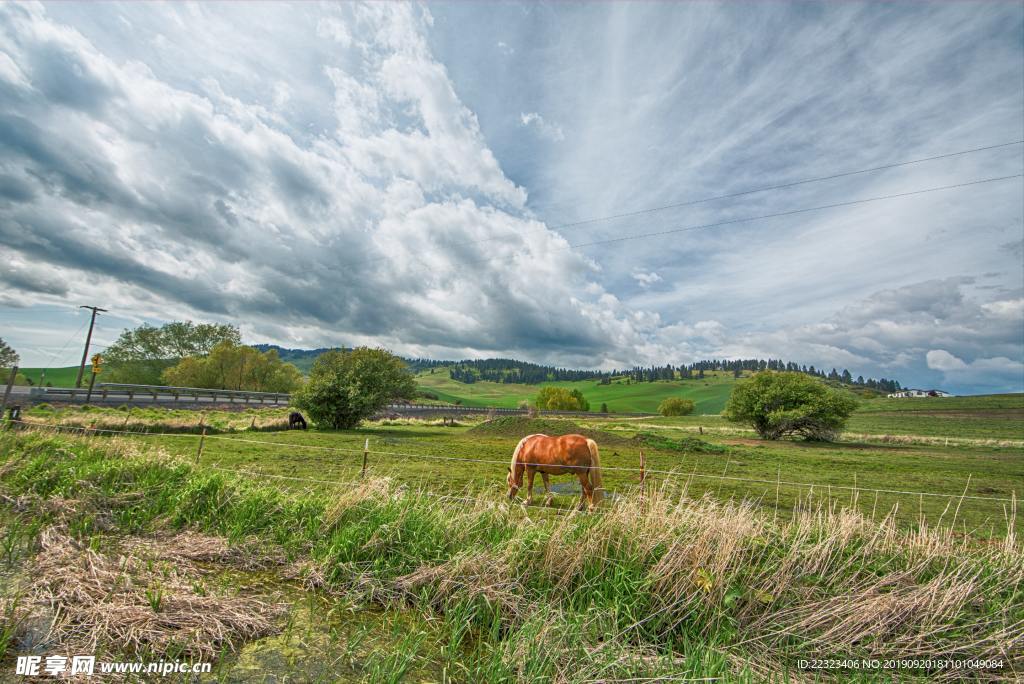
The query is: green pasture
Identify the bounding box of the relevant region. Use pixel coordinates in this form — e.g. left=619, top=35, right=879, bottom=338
left=22, top=398, right=1020, bottom=538
left=17, top=366, right=81, bottom=387
left=7, top=430, right=1020, bottom=680
left=416, top=369, right=738, bottom=414
left=3, top=397, right=1023, bottom=681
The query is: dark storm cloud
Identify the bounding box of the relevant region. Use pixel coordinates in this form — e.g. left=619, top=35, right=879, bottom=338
left=0, top=262, right=68, bottom=297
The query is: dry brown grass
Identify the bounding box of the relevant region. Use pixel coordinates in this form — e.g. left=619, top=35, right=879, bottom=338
left=124, top=531, right=287, bottom=571
left=25, top=527, right=284, bottom=660
left=17, top=413, right=290, bottom=436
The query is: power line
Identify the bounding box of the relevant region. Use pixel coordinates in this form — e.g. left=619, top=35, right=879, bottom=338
left=364, top=140, right=1024, bottom=266
left=32, top=317, right=89, bottom=376
left=477, top=139, right=1024, bottom=241
left=567, top=174, right=1024, bottom=250
left=406, top=174, right=1023, bottom=272
left=46, top=150, right=1021, bottom=308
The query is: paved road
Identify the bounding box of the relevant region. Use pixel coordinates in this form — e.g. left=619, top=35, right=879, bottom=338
left=2, top=385, right=654, bottom=418
left=2, top=386, right=289, bottom=407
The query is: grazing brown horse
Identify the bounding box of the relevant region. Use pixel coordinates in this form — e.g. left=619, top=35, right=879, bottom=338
left=506, top=434, right=604, bottom=511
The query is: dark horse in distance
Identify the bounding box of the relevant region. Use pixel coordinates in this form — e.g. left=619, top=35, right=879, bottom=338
left=288, top=412, right=307, bottom=430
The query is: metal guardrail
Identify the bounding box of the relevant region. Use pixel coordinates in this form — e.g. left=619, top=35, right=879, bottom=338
left=24, top=387, right=653, bottom=416
left=29, top=383, right=290, bottom=405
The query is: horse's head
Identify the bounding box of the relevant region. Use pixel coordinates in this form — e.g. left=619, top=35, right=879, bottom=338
left=506, top=466, right=521, bottom=500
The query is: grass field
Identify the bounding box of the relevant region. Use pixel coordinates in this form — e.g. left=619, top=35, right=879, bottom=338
left=1, top=424, right=1020, bottom=681
left=17, top=366, right=81, bottom=387
left=16, top=396, right=1022, bottom=538
left=417, top=369, right=739, bottom=414
left=22, top=365, right=739, bottom=414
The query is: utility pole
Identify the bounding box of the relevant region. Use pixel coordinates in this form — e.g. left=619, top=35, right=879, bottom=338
left=75, top=305, right=107, bottom=388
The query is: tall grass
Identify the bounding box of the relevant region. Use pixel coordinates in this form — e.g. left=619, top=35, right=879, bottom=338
left=19, top=405, right=291, bottom=435
left=1, top=430, right=1020, bottom=681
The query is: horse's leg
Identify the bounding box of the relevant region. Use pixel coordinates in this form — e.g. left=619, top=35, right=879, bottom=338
left=525, top=467, right=536, bottom=506
left=575, top=471, right=591, bottom=511
left=541, top=472, right=553, bottom=506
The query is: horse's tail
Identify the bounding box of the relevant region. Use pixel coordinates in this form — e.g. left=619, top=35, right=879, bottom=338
left=586, top=439, right=603, bottom=505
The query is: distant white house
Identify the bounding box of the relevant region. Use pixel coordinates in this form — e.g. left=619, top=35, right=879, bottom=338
left=887, top=389, right=954, bottom=398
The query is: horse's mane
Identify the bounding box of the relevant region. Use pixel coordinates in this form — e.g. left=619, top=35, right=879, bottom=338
left=510, top=434, right=545, bottom=472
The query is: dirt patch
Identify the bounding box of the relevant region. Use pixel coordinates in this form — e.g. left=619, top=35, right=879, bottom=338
left=724, top=438, right=765, bottom=447
left=866, top=409, right=1024, bottom=420
left=632, top=432, right=729, bottom=454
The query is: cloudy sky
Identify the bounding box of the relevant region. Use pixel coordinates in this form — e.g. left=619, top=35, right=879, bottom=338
left=0, top=1, right=1022, bottom=394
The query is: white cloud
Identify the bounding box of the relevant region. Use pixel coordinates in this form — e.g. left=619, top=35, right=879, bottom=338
left=519, top=112, right=564, bottom=142
left=926, top=349, right=968, bottom=371
left=631, top=270, right=662, bottom=287
left=316, top=16, right=351, bottom=46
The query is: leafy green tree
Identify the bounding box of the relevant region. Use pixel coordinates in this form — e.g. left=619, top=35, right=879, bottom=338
left=292, top=348, right=416, bottom=429
left=534, top=386, right=590, bottom=411
left=162, top=341, right=302, bottom=392
left=569, top=388, right=590, bottom=411
left=658, top=397, right=695, bottom=416
left=105, top=321, right=241, bottom=384
left=600, top=402, right=609, bottom=413
left=0, top=338, right=18, bottom=367
left=724, top=371, right=858, bottom=441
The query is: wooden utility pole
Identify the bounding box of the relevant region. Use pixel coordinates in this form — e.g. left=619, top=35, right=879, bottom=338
left=75, top=305, right=107, bottom=388
left=85, top=353, right=102, bottom=404
left=1, top=366, right=18, bottom=417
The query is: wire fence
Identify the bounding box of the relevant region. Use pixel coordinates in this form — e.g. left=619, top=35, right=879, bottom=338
left=6, top=419, right=1017, bottom=506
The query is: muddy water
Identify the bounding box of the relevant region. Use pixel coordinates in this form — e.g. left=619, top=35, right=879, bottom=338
left=211, top=570, right=446, bottom=683
left=0, top=552, right=448, bottom=683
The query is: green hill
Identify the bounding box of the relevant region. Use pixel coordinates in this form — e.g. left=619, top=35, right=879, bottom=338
left=18, top=366, right=81, bottom=387
left=416, top=368, right=739, bottom=414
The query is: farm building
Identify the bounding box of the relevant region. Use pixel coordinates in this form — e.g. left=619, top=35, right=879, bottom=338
left=887, top=389, right=954, bottom=398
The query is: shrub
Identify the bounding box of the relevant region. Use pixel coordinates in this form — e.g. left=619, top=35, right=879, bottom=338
left=658, top=397, right=695, bottom=416
left=724, top=371, right=858, bottom=441
left=291, top=348, right=416, bottom=429
left=534, top=387, right=588, bottom=411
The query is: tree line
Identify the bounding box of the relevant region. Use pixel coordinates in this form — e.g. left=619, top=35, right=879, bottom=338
left=444, top=357, right=902, bottom=393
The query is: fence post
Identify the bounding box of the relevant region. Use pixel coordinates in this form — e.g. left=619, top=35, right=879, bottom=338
left=0, top=366, right=17, bottom=417
left=196, top=426, right=207, bottom=464
left=639, top=448, right=646, bottom=486
left=361, top=438, right=369, bottom=478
